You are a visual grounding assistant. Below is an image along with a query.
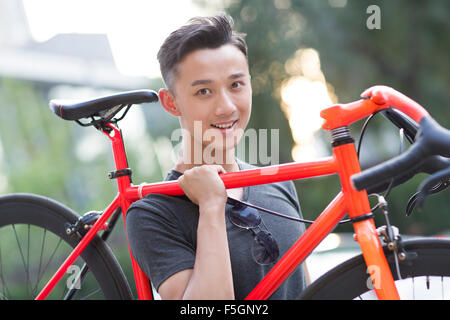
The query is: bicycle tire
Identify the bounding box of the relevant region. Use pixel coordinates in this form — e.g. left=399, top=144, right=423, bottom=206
left=0, top=193, right=133, bottom=300
left=300, top=238, right=450, bottom=300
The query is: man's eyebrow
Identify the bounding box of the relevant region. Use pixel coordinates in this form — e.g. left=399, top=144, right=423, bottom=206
left=191, top=73, right=247, bottom=86
left=229, top=72, right=246, bottom=80
left=191, top=79, right=212, bottom=86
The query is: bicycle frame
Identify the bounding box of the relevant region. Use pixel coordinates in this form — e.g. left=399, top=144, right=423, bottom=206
left=35, top=91, right=429, bottom=300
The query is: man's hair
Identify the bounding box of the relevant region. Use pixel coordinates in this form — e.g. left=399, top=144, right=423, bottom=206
left=157, top=13, right=248, bottom=93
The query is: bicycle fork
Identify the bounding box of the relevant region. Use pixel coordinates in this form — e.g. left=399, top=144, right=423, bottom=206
left=332, top=127, right=400, bottom=300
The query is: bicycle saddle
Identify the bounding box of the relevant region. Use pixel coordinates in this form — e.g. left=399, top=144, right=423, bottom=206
left=49, top=89, right=159, bottom=121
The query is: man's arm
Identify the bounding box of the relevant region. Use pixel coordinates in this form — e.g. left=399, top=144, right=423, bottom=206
left=158, top=165, right=234, bottom=300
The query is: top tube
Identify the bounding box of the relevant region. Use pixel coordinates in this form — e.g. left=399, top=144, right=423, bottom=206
left=125, top=158, right=337, bottom=201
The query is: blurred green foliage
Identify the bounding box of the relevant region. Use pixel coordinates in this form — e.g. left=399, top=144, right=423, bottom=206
left=0, top=77, right=175, bottom=297
left=214, top=0, right=449, bottom=235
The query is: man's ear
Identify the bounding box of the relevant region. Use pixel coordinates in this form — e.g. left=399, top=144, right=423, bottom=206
left=159, top=88, right=181, bottom=116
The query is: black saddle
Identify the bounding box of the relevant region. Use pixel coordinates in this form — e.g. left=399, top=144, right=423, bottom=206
left=49, top=89, right=159, bottom=121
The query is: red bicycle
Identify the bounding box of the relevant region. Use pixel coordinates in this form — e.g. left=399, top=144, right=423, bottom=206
left=0, top=85, right=449, bottom=300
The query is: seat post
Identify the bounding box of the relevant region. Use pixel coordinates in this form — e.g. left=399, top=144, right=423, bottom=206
left=102, top=123, right=132, bottom=193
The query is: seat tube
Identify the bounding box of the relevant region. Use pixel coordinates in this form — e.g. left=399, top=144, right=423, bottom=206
left=331, top=127, right=400, bottom=300
left=106, top=124, right=154, bottom=300
left=120, top=198, right=153, bottom=300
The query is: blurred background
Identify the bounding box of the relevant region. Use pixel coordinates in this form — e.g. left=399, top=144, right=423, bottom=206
left=0, top=0, right=449, bottom=296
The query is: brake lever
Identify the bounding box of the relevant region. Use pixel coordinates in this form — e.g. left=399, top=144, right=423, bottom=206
left=405, top=167, right=450, bottom=216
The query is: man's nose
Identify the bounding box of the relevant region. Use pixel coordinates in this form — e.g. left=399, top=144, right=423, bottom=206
left=215, top=90, right=237, bottom=116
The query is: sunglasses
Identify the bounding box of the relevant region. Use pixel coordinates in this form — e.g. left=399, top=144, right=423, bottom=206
left=225, top=195, right=359, bottom=264
left=226, top=197, right=280, bottom=265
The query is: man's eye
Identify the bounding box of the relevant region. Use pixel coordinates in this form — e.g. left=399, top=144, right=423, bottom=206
left=231, top=81, right=244, bottom=89
left=196, top=88, right=211, bottom=95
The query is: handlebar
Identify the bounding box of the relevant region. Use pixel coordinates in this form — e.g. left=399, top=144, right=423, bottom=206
left=352, top=115, right=450, bottom=192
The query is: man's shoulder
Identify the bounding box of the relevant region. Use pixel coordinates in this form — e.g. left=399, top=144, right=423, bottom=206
left=127, top=169, right=188, bottom=213
left=127, top=193, right=194, bottom=218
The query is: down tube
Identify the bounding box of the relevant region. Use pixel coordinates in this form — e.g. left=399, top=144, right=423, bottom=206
left=246, top=192, right=346, bottom=300
left=35, top=196, right=121, bottom=300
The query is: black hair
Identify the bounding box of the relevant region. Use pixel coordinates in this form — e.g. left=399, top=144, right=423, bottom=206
left=157, top=13, right=247, bottom=92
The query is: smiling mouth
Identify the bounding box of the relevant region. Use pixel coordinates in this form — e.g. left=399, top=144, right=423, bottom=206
left=211, top=120, right=238, bottom=130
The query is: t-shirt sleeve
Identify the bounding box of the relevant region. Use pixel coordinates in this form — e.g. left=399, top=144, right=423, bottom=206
left=125, top=199, right=195, bottom=292
left=286, top=180, right=302, bottom=217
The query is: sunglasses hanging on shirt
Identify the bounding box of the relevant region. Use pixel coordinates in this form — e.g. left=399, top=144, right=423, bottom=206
left=227, top=197, right=280, bottom=265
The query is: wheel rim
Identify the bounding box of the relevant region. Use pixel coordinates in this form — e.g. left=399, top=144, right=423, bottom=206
left=355, top=276, right=450, bottom=300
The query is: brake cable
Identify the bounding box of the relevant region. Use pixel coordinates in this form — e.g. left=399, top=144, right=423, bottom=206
left=405, top=167, right=450, bottom=216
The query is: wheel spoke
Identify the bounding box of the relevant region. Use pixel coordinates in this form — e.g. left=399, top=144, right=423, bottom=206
left=413, top=276, right=445, bottom=300
left=80, top=288, right=101, bottom=300
left=31, top=228, right=48, bottom=297
left=35, top=237, right=63, bottom=292
left=357, top=276, right=450, bottom=300
left=11, top=224, right=33, bottom=297
left=0, top=196, right=130, bottom=300
left=443, top=277, right=450, bottom=299
left=27, top=224, right=31, bottom=297
left=3, top=223, right=107, bottom=300
left=0, top=238, right=12, bottom=299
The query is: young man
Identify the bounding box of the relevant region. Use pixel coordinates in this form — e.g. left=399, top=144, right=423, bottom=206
left=126, top=14, right=307, bottom=300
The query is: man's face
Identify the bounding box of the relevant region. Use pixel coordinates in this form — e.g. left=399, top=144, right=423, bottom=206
left=171, top=44, right=252, bottom=156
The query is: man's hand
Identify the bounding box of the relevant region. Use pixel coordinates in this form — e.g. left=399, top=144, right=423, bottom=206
left=177, top=165, right=227, bottom=208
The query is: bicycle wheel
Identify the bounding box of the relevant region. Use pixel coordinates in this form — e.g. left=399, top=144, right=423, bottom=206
left=0, top=193, right=133, bottom=300
left=300, top=238, right=450, bottom=300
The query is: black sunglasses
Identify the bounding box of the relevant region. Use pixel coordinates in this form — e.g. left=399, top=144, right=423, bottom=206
left=226, top=197, right=280, bottom=265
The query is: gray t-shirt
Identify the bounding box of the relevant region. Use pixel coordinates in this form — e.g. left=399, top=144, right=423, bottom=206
left=126, top=161, right=307, bottom=299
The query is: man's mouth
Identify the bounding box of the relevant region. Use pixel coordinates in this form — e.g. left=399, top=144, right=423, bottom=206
left=211, top=120, right=238, bottom=130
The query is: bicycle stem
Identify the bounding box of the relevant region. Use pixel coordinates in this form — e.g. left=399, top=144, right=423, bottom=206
left=321, top=86, right=429, bottom=130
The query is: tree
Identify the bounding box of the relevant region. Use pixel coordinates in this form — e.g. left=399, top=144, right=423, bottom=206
left=197, top=0, right=450, bottom=234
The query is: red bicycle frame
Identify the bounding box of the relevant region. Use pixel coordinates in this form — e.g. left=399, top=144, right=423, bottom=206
left=35, top=86, right=429, bottom=300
